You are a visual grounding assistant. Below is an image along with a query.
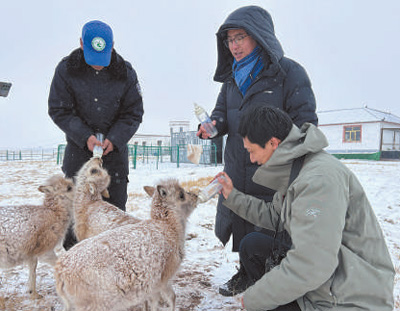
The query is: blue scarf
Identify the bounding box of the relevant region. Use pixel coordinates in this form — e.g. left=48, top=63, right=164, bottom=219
left=232, top=46, right=264, bottom=95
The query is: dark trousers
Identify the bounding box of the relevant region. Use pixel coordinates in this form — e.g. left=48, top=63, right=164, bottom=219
left=62, top=142, right=129, bottom=250
left=103, top=175, right=128, bottom=211
left=239, top=232, right=301, bottom=311
left=63, top=175, right=128, bottom=250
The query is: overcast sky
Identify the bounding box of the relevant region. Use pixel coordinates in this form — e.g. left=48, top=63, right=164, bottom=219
left=1, top=0, right=399, bottom=149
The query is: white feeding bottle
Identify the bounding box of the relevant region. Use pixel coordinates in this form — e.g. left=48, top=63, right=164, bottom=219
left=198, top=175, right=227, bottom=203
left=93, top=133, right=104, bottom=158
left=194, top=103, right=218, bottom=138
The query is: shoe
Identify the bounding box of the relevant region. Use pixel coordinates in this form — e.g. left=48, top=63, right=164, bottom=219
left=219, top=265, right=250, bottom=296
left=63, top=226, right=78, bottom=250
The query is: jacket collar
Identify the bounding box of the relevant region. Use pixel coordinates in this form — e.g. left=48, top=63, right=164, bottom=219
left=66, top=48, right=127, bottom=80
left=253, top=124, right=329, bottom=193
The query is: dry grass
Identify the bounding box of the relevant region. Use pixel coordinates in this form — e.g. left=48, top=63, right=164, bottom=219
left=385, top=218, right=396, bottom=224
left=395, top=265, right=400, bottom=284
left=128, top=192, right=146, bottom=199
left=181, top=176, right=214, bottom=193
left=127, top=176, right=215, bottom=202
left=0, top=296, right=5, bottom=310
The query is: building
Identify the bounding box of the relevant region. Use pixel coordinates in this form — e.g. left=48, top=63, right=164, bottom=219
left=169, top=120, right=218, bottom=164
left=127, top=121, right=219, bottom=166
left=128, top=133, right=170, bottom=147
left=169, top=120, right=206, bottom=147
left=318, top=106, right=400, bottom=160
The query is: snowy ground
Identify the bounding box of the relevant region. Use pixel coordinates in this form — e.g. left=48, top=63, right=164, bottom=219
left=0, top=159, right=399, bottom=310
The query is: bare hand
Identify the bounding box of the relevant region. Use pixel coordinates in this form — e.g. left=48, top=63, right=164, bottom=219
left=215, top=172, right=233, bottom=199
left=87, top=135, right=101, bottom=152
left=103, top=139, right=114, bottom=156
left=196, top=120, right=217, bottom=139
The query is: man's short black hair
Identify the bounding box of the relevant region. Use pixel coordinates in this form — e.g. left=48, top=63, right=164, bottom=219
left=238, top=105, right=293, bottom=148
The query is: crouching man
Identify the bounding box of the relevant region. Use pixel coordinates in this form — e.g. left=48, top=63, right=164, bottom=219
left=216, top=106, right=394, bottom=311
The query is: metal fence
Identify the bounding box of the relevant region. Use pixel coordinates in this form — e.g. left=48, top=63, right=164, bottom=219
left=56, top=144, right=218, bottom=169
left=130, top=144, right=218, bottom=169
left=0, top=148, right=58, bottom=161
left=1, top=143, right=218, bottom=169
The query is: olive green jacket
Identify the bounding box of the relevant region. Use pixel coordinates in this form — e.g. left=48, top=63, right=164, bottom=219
left=223, top=123, right=394, bottom=311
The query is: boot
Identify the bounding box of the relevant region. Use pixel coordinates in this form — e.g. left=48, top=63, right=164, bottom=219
left=218, top=263, right=251, bottom=296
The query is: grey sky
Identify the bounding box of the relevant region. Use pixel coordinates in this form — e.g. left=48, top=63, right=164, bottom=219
left=1, top=0, right=399, bottom=149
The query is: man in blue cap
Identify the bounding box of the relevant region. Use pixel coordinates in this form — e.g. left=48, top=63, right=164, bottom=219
left=48, top=20, right=144, bottom=249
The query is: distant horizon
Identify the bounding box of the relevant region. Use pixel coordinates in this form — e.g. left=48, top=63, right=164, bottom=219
left=1, top=103, right=400, bottom=150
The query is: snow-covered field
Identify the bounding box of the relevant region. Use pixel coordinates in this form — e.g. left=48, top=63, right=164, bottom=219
left=0, top=159, right=399, bottom=310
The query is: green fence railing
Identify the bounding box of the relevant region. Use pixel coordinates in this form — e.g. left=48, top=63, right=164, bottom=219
left=0, top=149, right=58, bottom=161
left=129, top=144, right=217, bottom=169
left=332, top=151, right=381, bottom=161
left=56, top=143, right=218, bottom=169
left=57, top=144, right=66, bottom=165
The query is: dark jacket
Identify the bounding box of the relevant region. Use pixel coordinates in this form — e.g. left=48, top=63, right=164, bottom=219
left=211, top=6, right=318, bottom=249
left=48, top=48, right=143, bottom=179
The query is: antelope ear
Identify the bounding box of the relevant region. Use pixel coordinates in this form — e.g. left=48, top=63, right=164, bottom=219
left=157, top=185, right=168, bottom=198
left=143, top=186, right=155, bottom=197
left=38, top=185, right=51, bottom=194
left=101, top=189, right=110, bottom=198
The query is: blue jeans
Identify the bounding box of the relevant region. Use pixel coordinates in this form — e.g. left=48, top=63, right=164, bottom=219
left=239, top=232, right=300, bottom=311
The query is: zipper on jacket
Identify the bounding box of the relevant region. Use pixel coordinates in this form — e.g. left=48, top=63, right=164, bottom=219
left=230, top=78, right=244, bottom=99
left=237, top=75, right=264, bottom=111
left=331, top=292, right=338, bottom=306
left=329, top=286, right=338, bottom=306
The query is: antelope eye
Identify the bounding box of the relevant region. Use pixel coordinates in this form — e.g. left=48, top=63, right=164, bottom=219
left=67, top=185, right=72, bottom=192
left=90, top=168, right=99, bottom=175
left=179, top=191, right=185, bottom=200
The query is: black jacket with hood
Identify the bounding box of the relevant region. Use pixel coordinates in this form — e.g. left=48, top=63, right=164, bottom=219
left=211, top=6, right=318, bottom=250
left=48, top=48, right=143, bottom=184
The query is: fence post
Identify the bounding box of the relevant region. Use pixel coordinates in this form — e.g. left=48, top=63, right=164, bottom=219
left=57, top=145, right=62, bottom=165
left=133, top=144, right=137, bottom=169
left=156, top=146, right=160, bottom=170
left=177, top=145, right=180, bottom=168
left=212, top=143, right=217, bottom=166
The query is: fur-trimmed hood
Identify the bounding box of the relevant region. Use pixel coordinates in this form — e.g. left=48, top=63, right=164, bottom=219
left=65, top=48, right=128, bottom=80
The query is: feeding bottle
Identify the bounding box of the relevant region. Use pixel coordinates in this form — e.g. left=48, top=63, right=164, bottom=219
left=194, top=103, right=218, bottom=138
left=198, top=175, right=226, bottom=203
left=93, top=133, right=104, bottom=158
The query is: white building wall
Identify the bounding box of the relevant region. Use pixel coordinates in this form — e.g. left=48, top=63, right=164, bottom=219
left=319, top=122, right=381, bottom=153
left=382, top=123, right=400, bottom=129
left=319, top=124, right=343, bottom=150
left=129, top=135, right=170, bottom=146
left=361, top=123, right=382, bottom=151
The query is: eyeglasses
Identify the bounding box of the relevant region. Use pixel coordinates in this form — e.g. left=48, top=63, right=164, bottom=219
left=223, top=34, right=249, bottom=48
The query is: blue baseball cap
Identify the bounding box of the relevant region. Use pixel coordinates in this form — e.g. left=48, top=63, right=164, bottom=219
left=82, top=20, right=113, bottom=67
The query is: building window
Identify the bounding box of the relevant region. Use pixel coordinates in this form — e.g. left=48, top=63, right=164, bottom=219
left=343, top=125, right=361, bottom=142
